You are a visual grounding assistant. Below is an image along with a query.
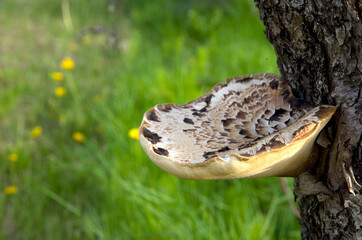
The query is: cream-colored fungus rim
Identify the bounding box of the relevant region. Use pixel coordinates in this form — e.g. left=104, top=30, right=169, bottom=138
left=139, top=73, right=336, bottom=179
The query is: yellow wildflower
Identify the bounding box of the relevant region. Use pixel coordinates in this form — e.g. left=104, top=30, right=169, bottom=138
left=52, top=72, right=64, bottom=81
left=30, top=126, right=42, bottom=138
left=93, top=94, right=102, bottom=102
left=4, top=185, right=18, bottom=195
left=59, top=114, right=67, bottom=122
left=69, top=43, right=78, bottom=52
left=60, top=57, right=75, bottom=70
left=128, top=128, right=139, bottom=140
left=72, top=132, right=85, bottom=143
left=55, top=87, right=66, bottom=97
left=8, top=153, right=18, bottom=162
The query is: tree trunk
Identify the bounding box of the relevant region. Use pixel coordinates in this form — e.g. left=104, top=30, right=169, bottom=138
left=254, top=1, right=362, bottom=239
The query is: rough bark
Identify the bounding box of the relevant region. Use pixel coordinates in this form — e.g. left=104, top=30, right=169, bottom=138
left=254, top=0, right=362, bottom=239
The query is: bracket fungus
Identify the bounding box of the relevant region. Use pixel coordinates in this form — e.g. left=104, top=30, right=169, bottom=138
left=139, top=73, right=336, bottom=180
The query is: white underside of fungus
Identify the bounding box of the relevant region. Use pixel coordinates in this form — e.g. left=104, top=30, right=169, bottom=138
left=139, top=73, right=336, bottom=179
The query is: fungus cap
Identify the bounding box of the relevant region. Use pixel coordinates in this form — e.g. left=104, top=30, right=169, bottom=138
left=139, top=73, right=336, bottom=179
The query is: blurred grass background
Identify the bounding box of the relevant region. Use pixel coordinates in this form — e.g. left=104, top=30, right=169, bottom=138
left=0, top=0, right=301, bottom=239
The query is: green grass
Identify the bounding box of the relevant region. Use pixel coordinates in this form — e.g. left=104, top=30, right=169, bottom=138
left=0, top=0, right=300, bottom=239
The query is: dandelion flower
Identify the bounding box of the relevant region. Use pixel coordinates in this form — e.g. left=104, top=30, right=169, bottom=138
left=30, top=126, right=42, bottom=138
left=128, top=128, right=139, bottom=140
left=69, top=43, right=78, bottom=52
left=8, top=153, right=18, bottom=162
left=4, top=185, right=18, bottom=195
left=52, top=72, right=64, bottom=81
left=93, top=94, right=102, bottom=102
left=61, top=57, right=75, bottom=70
left=55, top=87, right=66, bottom=97
left=72, top=132, right=85, bottom=143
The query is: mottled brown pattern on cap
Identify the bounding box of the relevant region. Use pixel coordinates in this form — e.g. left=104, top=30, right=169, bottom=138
left=142, top=128, right=161, bottom=144
left=153, top=147, right=169, bottom=156
left=146, top=109, right=160, bottom=122
left=140, top=73, right=326, bottom=163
